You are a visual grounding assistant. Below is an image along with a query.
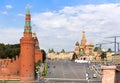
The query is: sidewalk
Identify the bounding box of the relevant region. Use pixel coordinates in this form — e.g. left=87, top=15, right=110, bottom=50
left=40, top=63, right=44, bottom=73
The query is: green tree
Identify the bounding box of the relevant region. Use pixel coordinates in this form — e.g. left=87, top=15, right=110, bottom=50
left=0, top=43, right=20, bottom=59
left=0, top=50, right=5, bottom=58
left=107, top=48, right=112, bottom=52
left=100, top=52, right=106, bottom=61
left=48, top=48, right=55, bottom=53
left=61, top=49, right=65, bottom=53
left=51, top=48, right=55, bottom=53
left=94, top=47, right=99, bottom=52
left=72, top=53, right=78, bottom=60
left=48, top=48, right=51, bottom=53
left=41, top=49, right=46, bottom=63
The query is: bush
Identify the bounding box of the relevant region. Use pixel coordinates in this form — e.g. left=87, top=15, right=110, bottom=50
left=42, top=62, right=48, bottom=77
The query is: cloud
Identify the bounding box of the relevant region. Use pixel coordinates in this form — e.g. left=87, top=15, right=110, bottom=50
left=0, top=27, right=23, bottom=44
left=1, top=3, right=120, bottom=52
left=5, top=5, right=13, bottom=9
left=1, top=11, right=8, bottom=15
left=31, top=3, right=120, bottom=51
left=17, top=13, right=24, bottom=17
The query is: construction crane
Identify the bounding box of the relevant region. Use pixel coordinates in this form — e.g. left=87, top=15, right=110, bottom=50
left=96, top=42, right=112, bottom=51
left=117, top=42, right=120, bottom=52
left=106, top=36, right=120, bottom=53
left=103, top=40, right=120, bottom=52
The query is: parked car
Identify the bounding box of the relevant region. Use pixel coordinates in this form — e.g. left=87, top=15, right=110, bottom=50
left=93, top=74, right=97, bottom=78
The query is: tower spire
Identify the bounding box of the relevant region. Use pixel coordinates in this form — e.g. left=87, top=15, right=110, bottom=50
left=24, top=5, right=31, bottom=33
left=81, top=31, right=87, bottom=45
left=26, top=5, right=30, bottom=14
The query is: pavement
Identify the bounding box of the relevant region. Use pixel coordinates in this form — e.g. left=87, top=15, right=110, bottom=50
left=45, top=60, right=102, bottom=83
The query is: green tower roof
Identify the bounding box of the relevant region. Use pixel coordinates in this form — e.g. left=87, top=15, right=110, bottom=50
left=26, top=5, right=30, bottom=14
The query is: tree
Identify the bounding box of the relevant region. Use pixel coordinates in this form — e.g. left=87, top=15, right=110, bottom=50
left=100, top=52, right=106, bottom=61
left=107, top=48, right=112, bottom=52
left=48, top=48, right=55, bottom=53
left=61, top=49, right=65, bottom=53
left=0, top=50, right=5, bottom=58
left=72, top=53, right=78, bottom=60
left=94, top=47, right=99, bottom=52
left=51, top=48, right=55, bottom=53
left=41, top=49, right=46, bottom=63
left=0, top=43, right=20, bottom=59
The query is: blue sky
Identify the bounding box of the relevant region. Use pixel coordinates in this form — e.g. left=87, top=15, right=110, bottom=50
left=0, top=0, right=120, bottom=52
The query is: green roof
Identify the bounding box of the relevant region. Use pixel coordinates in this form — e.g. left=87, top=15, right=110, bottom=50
left=24, top=29, right=31, bottom=32
left=25, top=21, right=31, bottom=26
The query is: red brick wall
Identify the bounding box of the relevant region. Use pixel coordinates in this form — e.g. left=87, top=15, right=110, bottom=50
left=0, top=56, right=20, bottom=80
left=35, top=49, right=42, bottom=63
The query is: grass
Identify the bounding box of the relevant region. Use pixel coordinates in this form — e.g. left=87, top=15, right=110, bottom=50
left=0, top=80, right=19, bottom=83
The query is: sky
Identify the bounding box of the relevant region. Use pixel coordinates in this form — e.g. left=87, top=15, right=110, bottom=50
left=0, top=0, right=120, bottom=52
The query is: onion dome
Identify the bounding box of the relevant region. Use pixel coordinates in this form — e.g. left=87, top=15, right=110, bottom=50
left=75, top=41, right=79, bottom=46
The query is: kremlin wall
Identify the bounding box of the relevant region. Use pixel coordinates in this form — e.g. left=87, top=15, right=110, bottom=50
left=0, top=8, right=42, bottom=81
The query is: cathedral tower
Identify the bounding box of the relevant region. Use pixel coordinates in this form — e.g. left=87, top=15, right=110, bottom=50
left=20, top=7, right=35, bottom=81
left=80, top=31, right=87, bottom=51
left=81, top=31, right=86, bottom=46
left=75, top=41, right=80, bottom=55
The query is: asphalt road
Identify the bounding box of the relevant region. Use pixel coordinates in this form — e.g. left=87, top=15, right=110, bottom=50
left=45, top=60, right=101, bottom=83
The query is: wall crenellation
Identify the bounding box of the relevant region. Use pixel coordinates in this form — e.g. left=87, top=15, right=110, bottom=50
left=0, top=55, right=20, bottom=77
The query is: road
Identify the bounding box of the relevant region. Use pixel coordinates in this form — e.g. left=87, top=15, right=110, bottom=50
left=45, top=60, right=101, bottom=83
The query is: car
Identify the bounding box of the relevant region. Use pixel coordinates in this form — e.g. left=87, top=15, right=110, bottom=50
left=74, top=60, right=88, bottom=63
left=93, top=74, right=97, bottom=78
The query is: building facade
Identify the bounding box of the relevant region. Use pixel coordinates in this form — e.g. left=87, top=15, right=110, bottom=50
left=75, top=31, right=94, bottom=59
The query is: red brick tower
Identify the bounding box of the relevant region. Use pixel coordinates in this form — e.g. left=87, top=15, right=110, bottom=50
left=20, top=7, right=35, bottom=81
left=32, top=31, right=42, bottom=63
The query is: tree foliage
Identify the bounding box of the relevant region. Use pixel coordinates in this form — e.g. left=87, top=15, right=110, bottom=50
left=41, top=49, right=46, bottom=63
left=0, top=43, right=20, bottom=59
left=94, top=47, right=99, bottom=52
left=48, top=48, right=55, bottom=53
left=72, top=53, right=78, bottom=60
left=61, top=49, right=65, bottom=53
left=100, top=52, right=106, bottom=60
left=107, top=48, right=112, bottom=52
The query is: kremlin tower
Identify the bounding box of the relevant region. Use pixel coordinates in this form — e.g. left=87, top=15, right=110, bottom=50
left=33, top=31, right=42, bottom=63
left=0, top=7, right=43, bottom=82
left=20, top=7, right=35, bottom=81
